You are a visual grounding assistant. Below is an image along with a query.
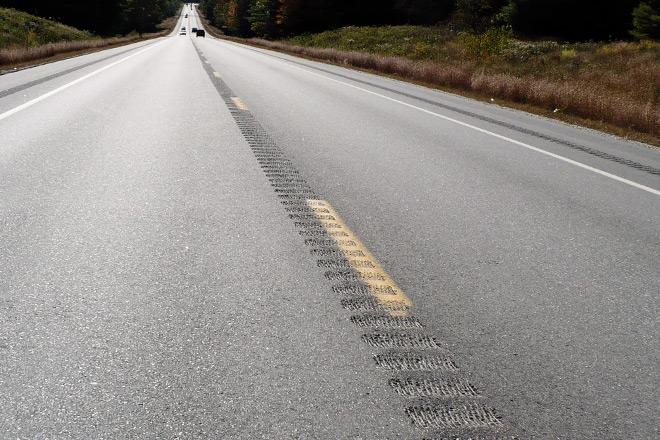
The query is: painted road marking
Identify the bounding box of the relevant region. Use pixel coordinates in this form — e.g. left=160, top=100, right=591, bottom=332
left=0, top=42, right=163, bottom=123
left=306, top=199, right=413, bottom=317
left=230, top=96, right=248, bottom=110
left=213, top=71, right=221, bottom=78
left=221, top=41, right=660, bottom=196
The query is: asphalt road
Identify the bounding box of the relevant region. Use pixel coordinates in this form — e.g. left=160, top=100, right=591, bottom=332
left=1, top=4, right=658, bottom=439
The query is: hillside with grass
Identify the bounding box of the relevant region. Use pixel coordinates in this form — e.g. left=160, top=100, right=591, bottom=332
left=0, top=5, right=180, bottom=69
left=0, top=7, right=95, bottom=49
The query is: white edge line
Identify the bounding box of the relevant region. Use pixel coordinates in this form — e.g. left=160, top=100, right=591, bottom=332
left=220, top=40, right=660, bottom=197
left=0, top=41, right=163, bottom=122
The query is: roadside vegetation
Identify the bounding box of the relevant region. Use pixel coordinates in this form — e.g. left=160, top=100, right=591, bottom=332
left=200, top=0, right=660, bottom=142
left=200, top=0, right=657, bottom=41
left=0, top=1, right=183, bottom=69
left=0, top=7, right=94, bottom=48
left=280, top=26, right=660, bottom=138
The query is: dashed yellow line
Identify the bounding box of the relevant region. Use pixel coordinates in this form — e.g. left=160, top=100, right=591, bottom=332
left=231, top=96, right=248, bottom=110
left=306, top=199, right=413, bottom=316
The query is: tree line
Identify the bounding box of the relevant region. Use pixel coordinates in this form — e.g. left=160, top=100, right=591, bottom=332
left=0, top=0, right=184, bottom=35
left=200, top=0, right=659, bottom=41
left=1, top=0, right=656, bottom=40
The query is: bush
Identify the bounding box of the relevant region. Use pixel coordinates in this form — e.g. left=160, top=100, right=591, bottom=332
left=631, top=1, right=660, bottom=39
left=458, top=26, right=513, bottom=59
left=263, top=24, right=659, bottom=138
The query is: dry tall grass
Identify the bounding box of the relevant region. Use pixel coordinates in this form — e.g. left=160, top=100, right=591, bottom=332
left=233, top=38, right=658, bottom=137
left=0, top=13, right=179, bottom=67
left=1, top=36, right=131, bottom=65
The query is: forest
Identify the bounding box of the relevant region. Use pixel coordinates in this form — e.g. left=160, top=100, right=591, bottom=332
left=0, top=0, right=183, bottom=35
left=200, top=0, right=659, bottom=41
left=0, top=1, right=657, bottom=41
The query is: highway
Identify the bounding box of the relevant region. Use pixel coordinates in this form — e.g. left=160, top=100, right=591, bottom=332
left=0, top=4, right=658, bottom=438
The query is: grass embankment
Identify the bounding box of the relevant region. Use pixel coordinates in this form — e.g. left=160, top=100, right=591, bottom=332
left=0, top=8, right=177, bottom=69
left=222, top=25, right=659, bottom=144
left=0, top=7, right=94, bottom=47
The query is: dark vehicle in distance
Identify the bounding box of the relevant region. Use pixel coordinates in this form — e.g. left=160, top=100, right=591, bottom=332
left=196, top=29, right=205, bottom=37
left=192, top=27, right=197, bottom=33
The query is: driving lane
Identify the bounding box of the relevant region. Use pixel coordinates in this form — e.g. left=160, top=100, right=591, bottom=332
left=192, top=20, right=659, bottom=439
left=0, top=10, right=418, bottom=439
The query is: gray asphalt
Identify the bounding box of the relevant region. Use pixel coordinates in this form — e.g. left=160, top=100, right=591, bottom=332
left=1, top=4, right=658, bottom=439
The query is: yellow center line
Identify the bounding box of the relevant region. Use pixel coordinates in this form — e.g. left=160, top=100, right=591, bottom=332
left=306, top=199, right=413, bottom=317
left=230, top=96, right=248, bottom=110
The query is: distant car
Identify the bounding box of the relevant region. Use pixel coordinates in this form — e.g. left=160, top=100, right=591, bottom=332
left=185, top=14, right=188, bottom=18
left=192, top=27, right=198, bottom=33
left=181, top=26, right=186, bottom=30
left=179, top=31, right=186, bottom=35
left=196, top=29, right=205, bottom=37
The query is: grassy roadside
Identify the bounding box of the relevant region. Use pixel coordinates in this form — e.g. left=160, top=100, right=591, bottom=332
left=0, top=7, right=94, bottom=47
left=0, top=8, right=179, bottom=71
left=200, top=17, right=659, bottom=146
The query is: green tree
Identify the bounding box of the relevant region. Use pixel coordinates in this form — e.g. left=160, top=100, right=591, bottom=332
left=122, top=0, right=166, bottom=34
left=393, top=0, right=455, bottom=24
left=200, top=0, right=251, bottom=35
left=631, top=0, right=660, bottom=39
left=223, top=0, right=252, bottom=35
left=199, top=0, right=217, bottom=23
left=248, top=0, right=278, bottom=37
left=455, top=0, right=508, bottom=32
left=160, top=0, right=181, bottom=17
left=277, top=0, right=332, bottom=34
left=213, top=0, right=230, bottom=28
left=500, top=0, right=638, bottom=41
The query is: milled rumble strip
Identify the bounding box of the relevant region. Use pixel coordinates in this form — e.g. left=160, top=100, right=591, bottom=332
left=193, top=40, right=510, bottom=437
left=407, top=404, right=503, bottom=429
left=305, top=199, right=413, bottom=316
left=230, top=96, right=248, bottom=110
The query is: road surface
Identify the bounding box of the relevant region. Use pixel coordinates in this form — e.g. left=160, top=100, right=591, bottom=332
left=0, top=4, right=658, bottom=439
